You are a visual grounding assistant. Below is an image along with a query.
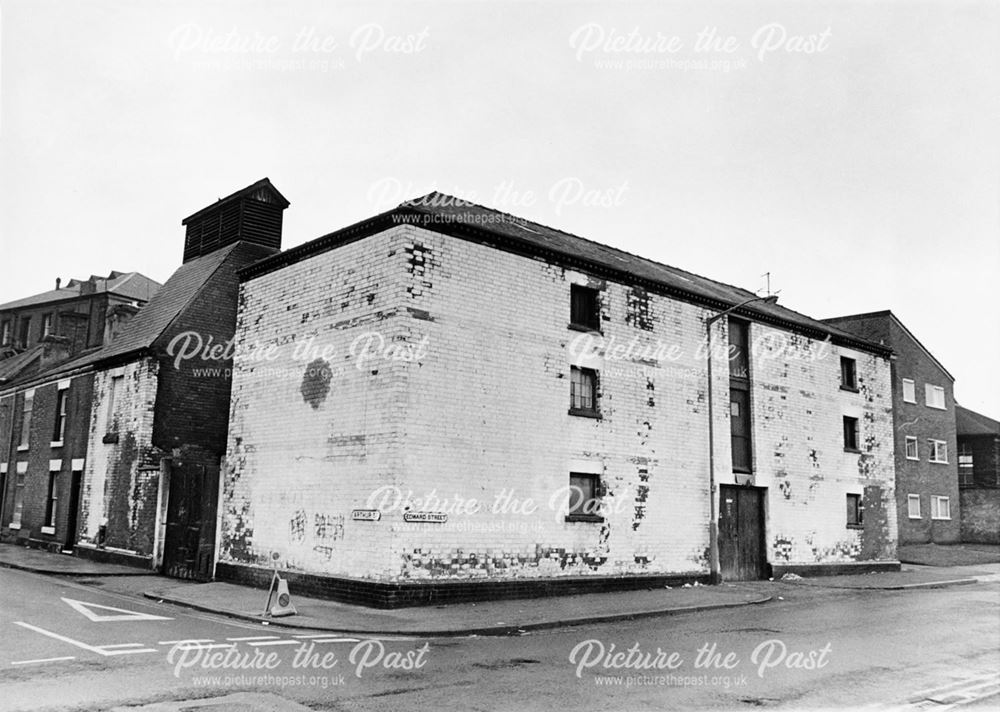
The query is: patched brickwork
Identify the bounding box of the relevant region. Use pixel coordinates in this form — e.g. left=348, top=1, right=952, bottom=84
left=221, top=224, right=898, bottom=584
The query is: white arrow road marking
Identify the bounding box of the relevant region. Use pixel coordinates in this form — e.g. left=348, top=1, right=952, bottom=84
left=10, top=656, right=76, bottom=666
left=14, top=622, right=157, bottom=656
left=61, top=597, right=172, bottom=622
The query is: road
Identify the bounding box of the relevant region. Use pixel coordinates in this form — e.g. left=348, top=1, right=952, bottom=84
left=0, top=566, right=997, bottom=711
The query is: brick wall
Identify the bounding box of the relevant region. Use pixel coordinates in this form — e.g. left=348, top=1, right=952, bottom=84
left=222, top=224, right=898, bottom=583
left=959, top=488, right=1000, bottom=543
left=78, top=358, right=160, bottom=554
left=887, top=320, right=960, bottom=544
left=0, top=374, right=93, bottom=548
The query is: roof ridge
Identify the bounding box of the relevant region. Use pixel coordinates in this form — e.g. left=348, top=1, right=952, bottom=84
left=404, top=192, right=761, bottom=300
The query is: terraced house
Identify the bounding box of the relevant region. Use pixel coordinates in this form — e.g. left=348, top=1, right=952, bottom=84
left=217, top=194, right=899, bottom=606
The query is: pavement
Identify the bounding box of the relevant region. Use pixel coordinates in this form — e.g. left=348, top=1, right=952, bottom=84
left=2, top=542, right=997, bottom=637
left=898, top=542, right=1000, bottom=566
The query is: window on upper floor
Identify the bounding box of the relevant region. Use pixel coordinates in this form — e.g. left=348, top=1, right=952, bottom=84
left=840, top=357, right=858, bottom=391
left=52, top=387, right=69, bottom=445
left=41, top=313, right=53, bottom=338
left=566, top=472, right=603, bottom=522
left=846, top=493, right=863, bottom=528
left=106, top=375, right=124, bottom=433
left=928, top=439, right=948, bottom=464
left=907, top=494, right=921, bottom=519
left=931, top=495, right=951, bottom=520
left=843, top=416, right=860, bottom=452
left=905, top=436, right=919, bottom=461
left=958, top=444, right=974, bottom=488
left=902, top=378, right=916, bottom=403
left=728, top=318, right=750, bottom=380
left=925, top=384, right=946, bottom=410
left=17, top=317, right=31, bottom=348
left=569, top=366, right=599, bottom=417
left=570, top=284, right=601, bottom=331
left=18, top=391, right=34, bottom=450
left=0, top=320, right=10, bottom=346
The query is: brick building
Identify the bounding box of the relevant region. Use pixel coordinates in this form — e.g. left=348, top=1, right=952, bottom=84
left=824, top=311, right=959, bottom=545
left=70, top=178, right=288, bottom=578
left=0, top=271, right=160, bottom=382
left=0, top=273, right=160, bottom=552
left=217, top=195, right=898, bottom=606
left=956, top=405, right=1000, bottom=544
left=1, top=178, right=286, bottom=575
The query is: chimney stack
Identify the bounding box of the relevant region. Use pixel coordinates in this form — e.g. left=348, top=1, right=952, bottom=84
left=180, top=178, right=289, bottom=263
left=56, top=277, right=61, bottom=290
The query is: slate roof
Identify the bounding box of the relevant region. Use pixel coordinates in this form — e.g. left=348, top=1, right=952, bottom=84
left=243, top=193, right=891, bottom=355
left=0, top=271, right=161, bottom=311
left=957, top=405, right=1000, bottom=437
left=0, top=345, right=43, bottom=383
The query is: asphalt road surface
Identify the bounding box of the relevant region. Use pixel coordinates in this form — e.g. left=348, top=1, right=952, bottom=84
left=0, top=567, right=997, bottom=711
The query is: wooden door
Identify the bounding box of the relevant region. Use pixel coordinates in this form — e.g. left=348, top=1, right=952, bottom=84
left=719, top=485, right=768, bottom=581
left=163, top=462, right=218, bottom=581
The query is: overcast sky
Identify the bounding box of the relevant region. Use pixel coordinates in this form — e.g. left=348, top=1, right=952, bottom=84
left=0, top=0, right=997, bottom=416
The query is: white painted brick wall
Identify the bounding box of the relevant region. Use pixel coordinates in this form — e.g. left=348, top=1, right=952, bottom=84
left=221, top=224, right=897, bottom=581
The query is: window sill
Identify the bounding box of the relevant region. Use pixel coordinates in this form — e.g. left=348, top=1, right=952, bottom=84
left=926, top=404, right=946, bottom=411
left=929, top=460, right=949, bottom=465
left=840, top=385, right=859, bottom=393
left=844, top=447, right=862, bottom=454
left=908, top=515, right=922, bottom=520
left=905, top=456, right=919, bottom=461
left=846, top=524, right=864, bottom=530
left=732, top=467, right=753, bottom=475
left=565, top=515, right=605, bottom=523
left=40, top=526, right=55, bottom=535
left=50, top=441, right=64, bottom=448
left=931, top=516, right=951, bottom=521
left=568, top=408, right=602, bottom=420
left=568, top=323, right=601, bottom=334
left=7, top=524, right=20, bottom=530
left=16, top=445, right=28, bottom=452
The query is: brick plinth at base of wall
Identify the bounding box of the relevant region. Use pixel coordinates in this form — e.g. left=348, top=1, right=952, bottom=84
left=215, top=562, right=712, bottom=609
left=74, top=544, right=154, bottom=570
left=770, top=561, right=901, bottom=578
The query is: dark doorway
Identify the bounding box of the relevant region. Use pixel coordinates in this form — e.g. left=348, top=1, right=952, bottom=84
left=63, top=469, right=83, bottom=553
left=162, top=462, right=218, bottom=581
left=718, top=485, right=768, bottom=581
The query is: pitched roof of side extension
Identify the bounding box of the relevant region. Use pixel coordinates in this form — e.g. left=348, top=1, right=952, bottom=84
left=823, top=309, right=954, bottom=381
left=957, top=405, right=1000, bottom=437
left=0, top=271, right=162, bottom=312
left=241, top=193, right=892, bottom=356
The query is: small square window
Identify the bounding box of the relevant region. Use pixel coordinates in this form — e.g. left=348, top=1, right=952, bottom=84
left=904, top=436, right=918, bottom=461
left=907, top=494, right=921, bottom=519
left=843, top=416, right=860, bottom=452
left=567, top=472, right=603, bottom=521
left=569, top=366, right=599, bottom=417
left=846, top=493, right=863, bottom=527
left=928, top=439, right=948, bottom=464
left=570, top=285, right=601, bottom=331
left=840, top=357, right=857, bottom=390
left=931, top=496, right=950, bottom=520
left=902, top=379, right=916, bottom=403
left=925, top=384, right=946, bottom=410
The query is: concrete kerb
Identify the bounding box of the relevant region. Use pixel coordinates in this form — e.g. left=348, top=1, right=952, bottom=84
left=144, top=589, right=774, bottom=638
left=784, top=577, right=980, bottom=591
left=0, top=559, right=153, bottom=577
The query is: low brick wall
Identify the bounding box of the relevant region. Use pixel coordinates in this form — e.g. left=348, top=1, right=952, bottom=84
left=74, top=543, right=154, bottom=570
left=960, top=488, right=1000, bottom=544
left=215, top=562, right=710, bottom=609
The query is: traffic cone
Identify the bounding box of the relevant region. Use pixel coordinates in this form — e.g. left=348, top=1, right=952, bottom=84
left=267, top=576, right=297, bottom=617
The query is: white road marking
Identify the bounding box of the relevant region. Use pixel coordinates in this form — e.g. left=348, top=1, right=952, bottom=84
left=14, top=622, right=157, bottom=657
left=61, top=597, right=172, bottom=623
left=170, top=643, right=235, bottom=650
left=158, top=639, right=214, bottom=645
left=225, top=635, right=280, bottom=641
left=247, top=639, right=302, bottom=646
left=10, top=656, right=76, bottom=666
left=308, top=638, right=361, bottom=644
left=292, top=633, right=337, bottom=639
